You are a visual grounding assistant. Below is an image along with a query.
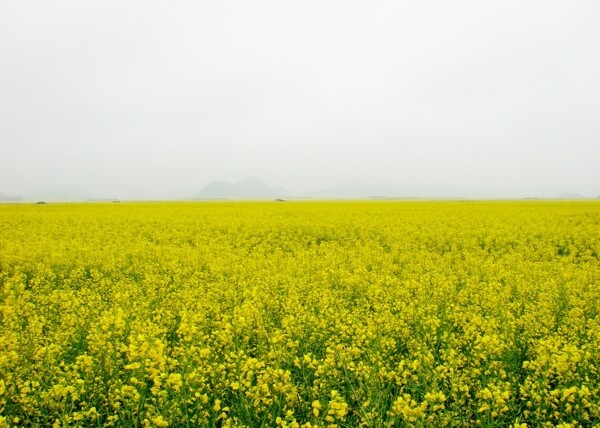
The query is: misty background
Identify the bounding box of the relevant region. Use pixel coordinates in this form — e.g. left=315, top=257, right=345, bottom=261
left=1, top=1, right=599, bottom=200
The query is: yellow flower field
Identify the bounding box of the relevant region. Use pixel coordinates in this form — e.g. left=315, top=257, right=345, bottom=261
left=0, top=201, right=599, bottom=427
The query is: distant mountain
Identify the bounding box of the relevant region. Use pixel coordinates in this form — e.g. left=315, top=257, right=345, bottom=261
left=25, top=185, right=91, bottom=201
left=195, top=178, right=291, bottom=199
left=307, top=178, right=394, bottom=198
left=0, top=193, right=22, bottom=202
left=195, top=181, right=232, bottom=199
left=557, top=192, right=586, bottom=199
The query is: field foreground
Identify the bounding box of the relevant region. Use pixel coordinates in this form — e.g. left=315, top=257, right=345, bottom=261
left=1, top=201, right=599, bottom=427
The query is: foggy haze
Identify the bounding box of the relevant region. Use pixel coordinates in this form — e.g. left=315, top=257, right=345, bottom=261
left=1, top=1, right=599, bottom=200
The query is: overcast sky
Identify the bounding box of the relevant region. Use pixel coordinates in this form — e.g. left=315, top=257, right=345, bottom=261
left=1, top=0, right=599, bottom=199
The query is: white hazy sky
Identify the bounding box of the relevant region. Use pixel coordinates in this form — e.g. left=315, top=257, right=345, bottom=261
left=1, top=0, right=599, bottom=199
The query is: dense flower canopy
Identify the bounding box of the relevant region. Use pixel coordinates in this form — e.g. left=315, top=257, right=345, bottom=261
left=0, top=201, right=599, bottom=427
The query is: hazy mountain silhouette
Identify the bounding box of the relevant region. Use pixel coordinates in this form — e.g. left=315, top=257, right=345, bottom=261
left=557, top=192, right=586, bottom=199
left=0, top=192, right=22, bottom=202
left=25, top=185, right=91, bottom=201
left=307, top=178, right=394, bottom=198
left=195, top=178, right=290, bottom=199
